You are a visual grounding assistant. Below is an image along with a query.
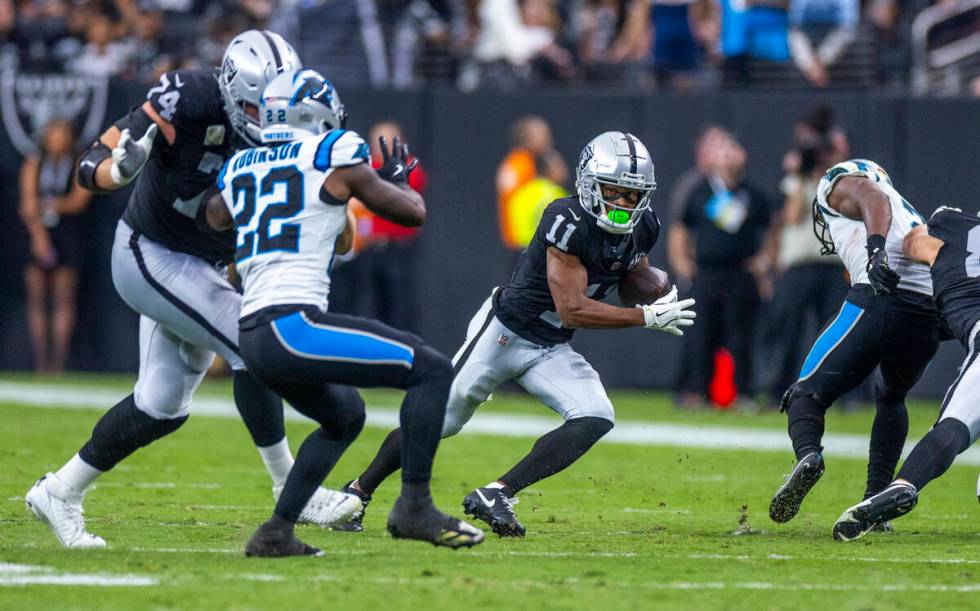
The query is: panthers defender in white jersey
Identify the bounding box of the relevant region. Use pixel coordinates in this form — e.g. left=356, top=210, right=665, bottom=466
left=210, top=69, right=483, bottom=556
left=769, top=159, right=942, bottom=528
left=813, top=159, right=932, bottom=295
left=223, top=126, right=364, bottom=318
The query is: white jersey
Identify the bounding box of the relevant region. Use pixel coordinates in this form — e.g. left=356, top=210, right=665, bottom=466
left=217, top=128, right=369, bottom=318
left=815, top=159, right=933, bottom=296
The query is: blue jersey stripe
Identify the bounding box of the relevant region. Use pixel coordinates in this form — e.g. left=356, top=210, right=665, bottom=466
left=313, top=129, right=347, bottom=172
left=798, top=302, right=864, bottom=381
left=216, top=157, right=231, bottom=191
left=272, top=312, right=414, bottom=368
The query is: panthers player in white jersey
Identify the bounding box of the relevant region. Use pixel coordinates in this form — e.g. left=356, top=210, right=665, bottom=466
left=25, top=31, right=357, bottom=550
left=208, top=69, right=484, bottom=556
left=769, top=159, right=942, bottom=527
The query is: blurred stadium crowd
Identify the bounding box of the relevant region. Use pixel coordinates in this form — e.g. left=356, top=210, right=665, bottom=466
left=1, top=0, right=976, bottom=92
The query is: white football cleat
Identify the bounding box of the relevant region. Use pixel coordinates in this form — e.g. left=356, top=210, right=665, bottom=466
left=25, top=474, right=106, bottom=548
left=272, top=484, right=362, bottom=528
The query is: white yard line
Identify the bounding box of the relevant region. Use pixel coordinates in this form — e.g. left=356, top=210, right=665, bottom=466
left=0, top=563, right=156, bottom=587
left=3, top=381, right=979, bottom=465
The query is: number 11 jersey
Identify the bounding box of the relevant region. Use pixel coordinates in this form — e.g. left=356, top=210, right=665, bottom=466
left=218, top=128, right=369, bottom=319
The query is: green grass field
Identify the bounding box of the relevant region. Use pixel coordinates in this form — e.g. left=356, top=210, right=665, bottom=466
left=2, top=374, right=979, bottom=610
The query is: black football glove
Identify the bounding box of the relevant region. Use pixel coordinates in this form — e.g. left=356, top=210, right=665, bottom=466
left=376, top=135, right=418, bottom=185
left=866, top=234, right=900, bottom=295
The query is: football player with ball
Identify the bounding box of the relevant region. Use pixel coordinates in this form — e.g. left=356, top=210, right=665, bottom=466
left=338, top=131, right=696, bottom=537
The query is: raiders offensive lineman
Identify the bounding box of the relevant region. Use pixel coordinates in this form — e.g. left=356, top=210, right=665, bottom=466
left=834, top=207, right=980, bottom=540
left=339, top=132, right=696, bottom=537
left=207, top=69, right=484, bottom=555
left=25, top=31, right=358, bottom=549
left=769, top=159, right=941, bottom=526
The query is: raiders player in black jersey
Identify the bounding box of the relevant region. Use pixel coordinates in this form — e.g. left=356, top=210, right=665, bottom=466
left=24, top=31, right=360, bottom=550
left=834, top=207, right=980, bottom=541
left=337, top=132, right=696, bottom=537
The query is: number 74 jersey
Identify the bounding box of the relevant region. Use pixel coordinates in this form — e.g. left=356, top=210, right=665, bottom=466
left=217, top=128, right=370, bottom=318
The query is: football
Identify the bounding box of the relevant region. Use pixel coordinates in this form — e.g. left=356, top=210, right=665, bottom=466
left=618, top=265, right=672, bottom=307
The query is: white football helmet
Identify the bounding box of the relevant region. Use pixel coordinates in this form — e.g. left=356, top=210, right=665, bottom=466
left=575, top=131, right=657, bottom=234
left=259, top=69, right=346, bottom=144
left=217, top=30, right=302, bottom=146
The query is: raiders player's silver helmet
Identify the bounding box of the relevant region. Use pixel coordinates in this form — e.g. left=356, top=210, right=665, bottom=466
left=259, top=69, right=346, bottom=144
left=217, top=30, right=302, bottom=146
left=575, top=131, right=656, bottom=234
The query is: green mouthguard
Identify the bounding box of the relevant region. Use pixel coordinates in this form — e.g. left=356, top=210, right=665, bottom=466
left=608, top=210, right=631, bottom=225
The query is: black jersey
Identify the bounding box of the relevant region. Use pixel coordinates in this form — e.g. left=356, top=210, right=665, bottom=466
left=120, top=69, right=237, bottom=265
left=926, top=208, right=980, bottom=347
left=494, top=197, right=661, bottom=346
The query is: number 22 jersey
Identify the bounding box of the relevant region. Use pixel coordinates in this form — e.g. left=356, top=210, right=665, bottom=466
left=217, top=128, right=369, bottom=319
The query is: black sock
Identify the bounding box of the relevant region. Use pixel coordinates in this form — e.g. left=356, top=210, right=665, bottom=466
left=79, top=394, right=187, bottom=471
left=864, top=393, right=909, bottom=499
left=786, top=395, right=826, bottom=460
left=233, top=369, right=285, bottom=447
left=896, top=419, right=971, bottom=491
left=499, top=417, right=613, bottom=494
left=400, top=345, right=451, bottom=486
left=358, top=428, right=403, bottom=496
left=400, top=481, right=433, bottom=510
left=273, top=411, right=365, bottom=523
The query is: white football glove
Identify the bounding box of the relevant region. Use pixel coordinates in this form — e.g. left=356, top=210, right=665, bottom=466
left=110, top=124, right=158, bottom=186
left=636, top=286, right=696, bottom=336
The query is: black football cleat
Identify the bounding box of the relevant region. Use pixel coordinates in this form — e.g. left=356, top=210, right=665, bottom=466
left=333, top=481, right=371, bottom=533
left=244, top=520, right=324, bottom=558
left=769, top=452, right=825, bottom=523
left=833, top=482, right=918, bottom=542
left=386, top=497, right=485, bottom=549
left=462, top=487, right=526, bottom=537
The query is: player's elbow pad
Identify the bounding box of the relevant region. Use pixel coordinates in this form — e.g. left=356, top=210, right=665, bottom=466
left=77, top=142, right=113, bottom=193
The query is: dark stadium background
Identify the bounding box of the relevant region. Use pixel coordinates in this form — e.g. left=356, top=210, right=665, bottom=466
left=1, top=81, right=977, bottom=396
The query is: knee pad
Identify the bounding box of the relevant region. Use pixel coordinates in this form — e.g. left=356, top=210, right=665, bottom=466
left=319, top=388, right=366, bottom=442
left=784, top=384, right=830, bottom=412
left=321, top=406, right=366, bottom=443
left=179, top=341, right=216, bottom=373
left=874, top=378, right=907, bottom=406
left=134, top=363, right=206, bottom=420
left=566, top=416, right=614, bottom=444
left=409, top=344, right=453, bottom=387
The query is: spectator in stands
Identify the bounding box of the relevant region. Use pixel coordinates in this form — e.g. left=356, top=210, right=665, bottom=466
left=269, top=0, right=388, bottom=89
left=18, top=119, right=92, bottom=373
left=787, top=0, right=859, bottom=87
left=615, top=0, right=719, bottom=89
left=336, top=121, right=428, bottom=332
left=463, top=0, right=574, bottom=89
left=67, top=13, right=131, bottom=77
left=767, top=126, right=847, bottom=405
left=496, top=114, right=568, bottom=251
left=118, top=0, right=176, bottom=82
left=671, top=132, right=774, bottom=406
left=576, top=0, right=645, bottom=84
left=380, top=0, right=456, bottom=88
left=8, top=0, right=74, bottom=71
left=720, top=0, right=791, bottom=86
left=869, top=0, right=910, bottom=90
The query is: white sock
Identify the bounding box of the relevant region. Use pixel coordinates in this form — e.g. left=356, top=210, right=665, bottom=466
left=53, top=454, right=103, bottom=495
left=258, top=438, right=294, bottom=487
left=485, top=481, right=506, bottom=490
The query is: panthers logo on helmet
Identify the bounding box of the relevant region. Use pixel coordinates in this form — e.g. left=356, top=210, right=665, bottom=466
left=292, top=76, right=333, bottom=106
